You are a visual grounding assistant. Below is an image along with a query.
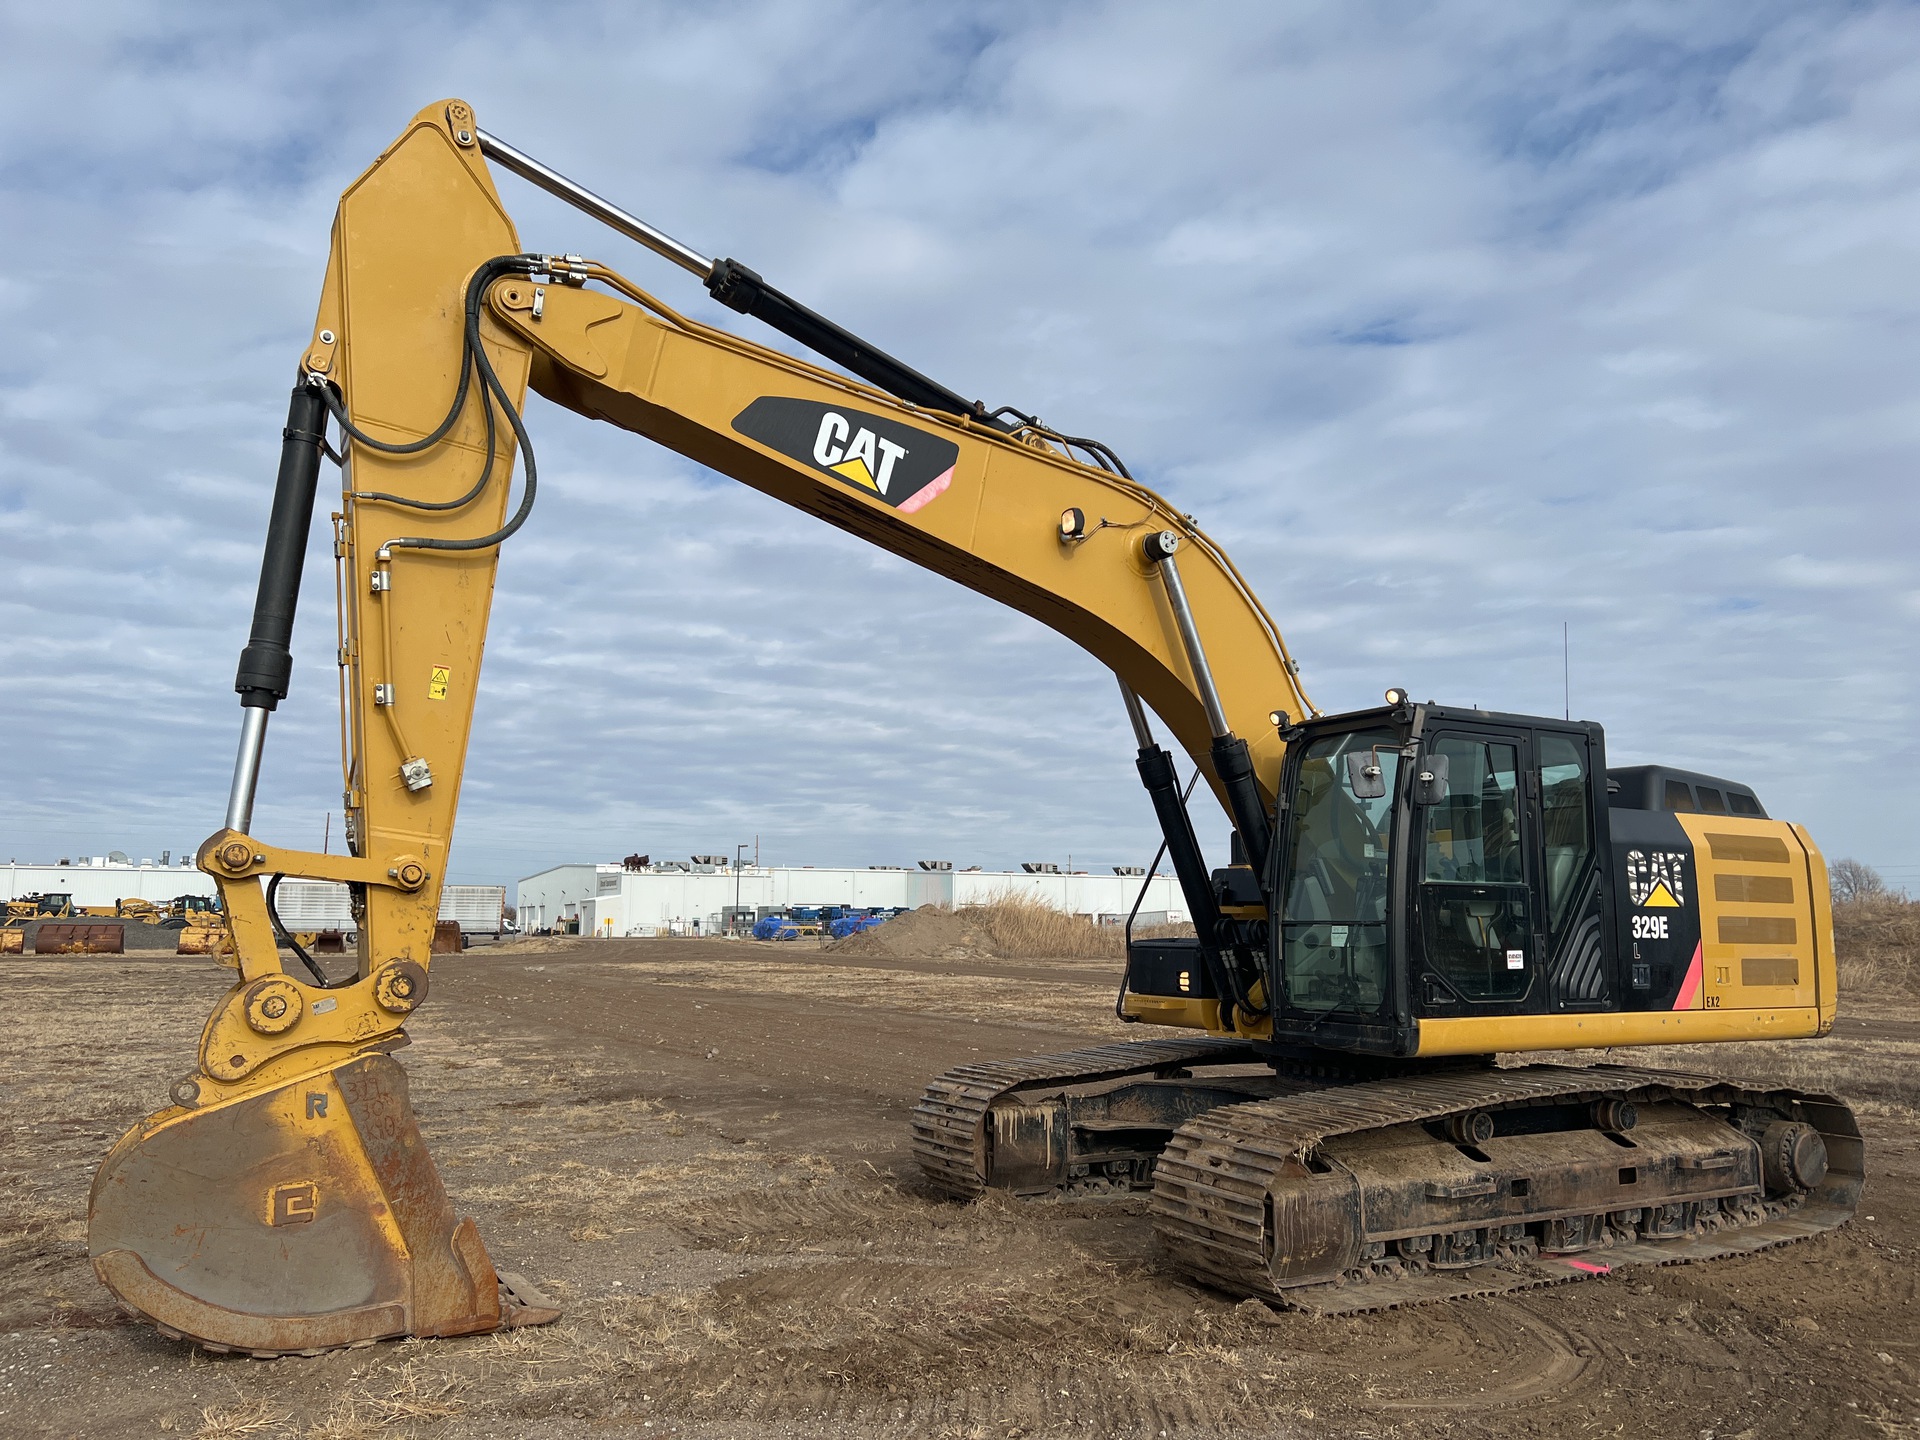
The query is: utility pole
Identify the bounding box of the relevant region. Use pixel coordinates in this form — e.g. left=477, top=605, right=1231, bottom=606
left=735, top=842, right=750, bottom=934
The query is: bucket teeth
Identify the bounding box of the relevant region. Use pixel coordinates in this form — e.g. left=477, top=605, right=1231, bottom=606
left=88, top=1052, right=559, bottom=1354
left=499, top=1271, right=564, bottom=1327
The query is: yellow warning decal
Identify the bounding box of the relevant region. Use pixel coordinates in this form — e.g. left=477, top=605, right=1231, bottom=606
left=1640, top=879, right=1680, bottom=909
left=830, top=456, right=879, bottom=492
left=428, top=666, right=450, bottom=701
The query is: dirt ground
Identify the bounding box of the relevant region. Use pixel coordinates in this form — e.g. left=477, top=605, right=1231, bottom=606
left=2, top=938, right=1916, bottom=1440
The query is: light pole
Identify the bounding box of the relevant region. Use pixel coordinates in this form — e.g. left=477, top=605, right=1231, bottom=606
left=735, top=843, right=750, bottom=934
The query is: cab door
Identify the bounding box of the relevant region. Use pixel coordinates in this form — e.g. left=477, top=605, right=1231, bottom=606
left=1412, top=729, right=1541, bottom=1016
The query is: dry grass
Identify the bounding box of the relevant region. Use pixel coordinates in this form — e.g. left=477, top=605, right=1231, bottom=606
left=293, top=1355, right=468, bottom=1438
left=1560, top=1033, right=1920, bottom=1117
left=193, top=1397, right=291, bottom=1439
left=1834, top=893, right=1920, bottom=994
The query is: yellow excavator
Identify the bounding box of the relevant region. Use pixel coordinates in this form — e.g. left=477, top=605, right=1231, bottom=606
left=89, top=100, right=1858, bottom=1355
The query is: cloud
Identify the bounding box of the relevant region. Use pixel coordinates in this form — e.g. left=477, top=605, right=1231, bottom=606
left=0, top=0, right=1914, bottom=885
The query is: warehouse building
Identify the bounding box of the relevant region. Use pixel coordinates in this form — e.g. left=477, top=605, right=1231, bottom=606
left=517, top=860, right=1188, bottom=938
left=4, top=856, right=212, bottom=909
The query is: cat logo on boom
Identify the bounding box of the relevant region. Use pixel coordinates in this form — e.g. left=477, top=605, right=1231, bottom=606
left=732, top=397, right=959, bottom=514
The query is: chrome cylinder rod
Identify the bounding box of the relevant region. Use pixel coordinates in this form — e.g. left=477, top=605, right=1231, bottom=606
left=1118, top=679, right=1156, bottom=749
left=1145, top=531, right=1230, bottom=738
left=475, top=128, right=713, bottom=279
left=224, top=706, right=270, bottom=835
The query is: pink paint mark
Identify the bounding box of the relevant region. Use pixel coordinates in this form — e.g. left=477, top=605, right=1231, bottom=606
left=1565, top=1259, right=1612, bottom=1275
left=1672, top=941, right=1704, bottom=1011
left=897, top=467, right=953, bottom=515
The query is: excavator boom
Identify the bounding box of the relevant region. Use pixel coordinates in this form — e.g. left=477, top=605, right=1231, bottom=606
left=86, top=98, right=1312, bottom=1353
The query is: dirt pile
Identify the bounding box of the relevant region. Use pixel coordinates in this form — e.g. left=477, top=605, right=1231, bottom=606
left=824, top=904, right=996, bottom=960
left=826, top=896, right=1196, bottom=962
left=483, top=935, right=594, bottom=956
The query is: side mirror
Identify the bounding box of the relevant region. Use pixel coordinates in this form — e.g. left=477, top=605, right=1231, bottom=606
left=1345, top=751, right=1386, bottom=800
left=1415, top=753, right=1450, bottom=805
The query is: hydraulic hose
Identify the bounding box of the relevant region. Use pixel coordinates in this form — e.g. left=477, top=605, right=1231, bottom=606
left=316, top=254, right=545, bottom=556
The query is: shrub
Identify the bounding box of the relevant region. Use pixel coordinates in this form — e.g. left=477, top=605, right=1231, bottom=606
left=1833, top=892, right=1920, bottom=994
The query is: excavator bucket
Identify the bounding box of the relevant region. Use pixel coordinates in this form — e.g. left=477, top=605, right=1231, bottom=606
left=0, top=929, right=22, bottom=955
left=89, top=1053, right=558, bottom=1355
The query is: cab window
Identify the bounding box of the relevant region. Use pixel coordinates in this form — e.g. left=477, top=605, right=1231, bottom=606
left=1422, top=738, right=1521, bottom=883
left=1279, top=728, right=1398, bottom=1016
left=1420, top=736, right=1529, bottom=1001
left=1539, top=734, right=1591, bottom=930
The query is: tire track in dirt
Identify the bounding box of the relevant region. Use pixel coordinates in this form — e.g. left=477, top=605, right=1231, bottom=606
left=1350, top=1299, right=1595, bottom=1412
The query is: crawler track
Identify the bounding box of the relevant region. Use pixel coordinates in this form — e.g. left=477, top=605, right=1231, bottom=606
left=1151, top=1062, right=1863, bottom=1312
left=914, top=1043, right=1862, bottom=1311
left=910, top=1036, right=1259, bottom=1198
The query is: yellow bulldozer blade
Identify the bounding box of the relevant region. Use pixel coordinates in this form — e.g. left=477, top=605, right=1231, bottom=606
left=176, top=919, right=229, bottom=956
left=89, top=1053, right=558, bottom=1355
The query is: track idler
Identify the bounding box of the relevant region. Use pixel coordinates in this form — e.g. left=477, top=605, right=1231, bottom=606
left=90, top=1051, right=557, bottom=1355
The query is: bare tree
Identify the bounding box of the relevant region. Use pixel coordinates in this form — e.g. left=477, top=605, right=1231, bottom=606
left=1830, top=858, right=1888, bottom=905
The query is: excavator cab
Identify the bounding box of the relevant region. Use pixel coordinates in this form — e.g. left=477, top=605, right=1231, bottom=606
left=1266, top=703, right=1614, bottom=1056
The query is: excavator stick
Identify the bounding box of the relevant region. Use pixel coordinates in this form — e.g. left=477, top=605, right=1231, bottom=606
left=87, top=102, right=559, bottom=1352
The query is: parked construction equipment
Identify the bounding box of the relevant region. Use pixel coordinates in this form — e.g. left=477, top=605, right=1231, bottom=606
left=4, top=893, right=77, bottom=926
left=171, top=896, right=228, bottom=956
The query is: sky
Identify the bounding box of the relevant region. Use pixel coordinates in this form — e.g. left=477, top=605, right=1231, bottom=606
left=1, top=1, right=1915, bottom=889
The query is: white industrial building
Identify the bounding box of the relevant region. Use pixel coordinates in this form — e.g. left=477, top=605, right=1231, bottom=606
left=4, top=858, right=213, bottom=908
left=4, top=861, right=504, bottom=935
left=517, top=861, right=1188, bottom=938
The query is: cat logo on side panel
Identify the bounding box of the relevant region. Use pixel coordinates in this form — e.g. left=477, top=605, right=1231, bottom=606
left=1625, top=849, right=1687, bottom=908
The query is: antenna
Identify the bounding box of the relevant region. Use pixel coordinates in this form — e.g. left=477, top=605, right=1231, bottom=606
left=1563, top=621, right=1570, bottom=721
